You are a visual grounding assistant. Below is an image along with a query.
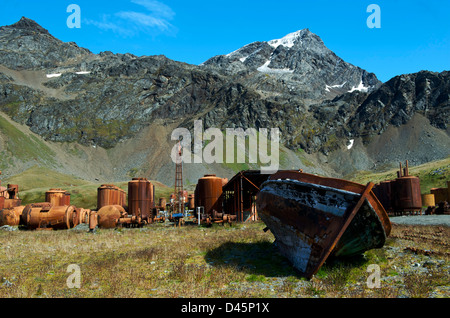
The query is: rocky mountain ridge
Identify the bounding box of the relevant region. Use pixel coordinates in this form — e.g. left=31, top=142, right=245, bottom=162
left=0, top=17, right=449, bottom=184
left=202, top=29, right=381, bottom=103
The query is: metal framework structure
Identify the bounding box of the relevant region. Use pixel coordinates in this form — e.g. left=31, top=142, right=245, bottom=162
left=221, top=170, right=270, bottom=222
left=173, top=141, right=184, bottom=214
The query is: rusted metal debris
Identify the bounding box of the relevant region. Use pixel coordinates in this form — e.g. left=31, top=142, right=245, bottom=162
left=256, top=170, right=391, bottom=279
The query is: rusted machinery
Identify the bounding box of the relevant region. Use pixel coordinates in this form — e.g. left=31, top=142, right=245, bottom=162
left=89, top=178, right=155, bottom=229
left=0, top=183, right=22, bottom=210
left=0, top=206, right=25, bottom=226
left=0, top=168, right=164, bottom=230
left=89, top=204, right=139, bottom=229
left=190, top=209, right=236, bottom=227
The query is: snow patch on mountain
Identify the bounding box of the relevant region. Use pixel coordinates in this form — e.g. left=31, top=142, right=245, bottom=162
left=268, top=30, right=304, bottom=49
left=257, top=60, right=294, bottom=74
left=348, top=80, right=370, bottom=93
left=325, top=82, right=346, bottom=92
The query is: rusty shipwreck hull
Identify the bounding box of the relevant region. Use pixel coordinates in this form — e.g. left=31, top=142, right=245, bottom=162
left=256, top=171, right=391, bottom=279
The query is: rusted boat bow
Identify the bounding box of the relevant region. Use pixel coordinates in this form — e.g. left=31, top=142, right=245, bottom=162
left=256, top=170, right=391, bottom=279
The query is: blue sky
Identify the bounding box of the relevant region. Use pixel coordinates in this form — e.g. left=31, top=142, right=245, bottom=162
left=1, top=0, right=448, bottom=82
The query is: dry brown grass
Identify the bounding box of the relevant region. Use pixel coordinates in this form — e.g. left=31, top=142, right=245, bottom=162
left=0, top=221, right=448, bottom=298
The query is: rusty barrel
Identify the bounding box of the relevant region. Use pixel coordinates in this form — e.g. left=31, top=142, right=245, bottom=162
left=195, top=174, right=223, bottom=216
left=422, top=194, right=435, bottom=207
left=128, top=178, right=153, bottom=221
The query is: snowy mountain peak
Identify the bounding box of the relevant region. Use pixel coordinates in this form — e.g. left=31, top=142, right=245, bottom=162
left=202, top=28, right=381, bottom=101
left=267, top=29, right=310, bottom=49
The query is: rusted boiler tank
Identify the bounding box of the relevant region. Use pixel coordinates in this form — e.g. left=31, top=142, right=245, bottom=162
left=128, top=178, right=154, bottom=222
left=97, top=184, right=127, bottom=210
left=45, top=188, right=71, bottom=206
left=195, top=174, right=223, bottom=216
left=391, top=161, right=422, bottom=213
left=22, top=203, right=81, bottom=230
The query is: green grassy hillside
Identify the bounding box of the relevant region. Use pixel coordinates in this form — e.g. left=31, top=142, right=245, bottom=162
left=2, top=166, right=173, bottom=210
left=0, top=113, right=58, bottom=172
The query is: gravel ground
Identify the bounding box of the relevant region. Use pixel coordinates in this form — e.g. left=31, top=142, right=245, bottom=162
left=389, top=215, right=450, bottom=226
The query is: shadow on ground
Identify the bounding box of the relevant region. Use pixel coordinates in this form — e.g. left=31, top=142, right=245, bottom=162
left=205, top=241, right=370, bottom=279
left=205, top=241, right=299, bottom=277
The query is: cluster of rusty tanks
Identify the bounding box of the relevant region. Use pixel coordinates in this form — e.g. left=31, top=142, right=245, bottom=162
left=0, top=176, right=170, bottom=231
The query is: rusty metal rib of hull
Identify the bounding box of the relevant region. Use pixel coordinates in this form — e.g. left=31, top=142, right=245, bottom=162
left=256, top=171, right=391, bottom=279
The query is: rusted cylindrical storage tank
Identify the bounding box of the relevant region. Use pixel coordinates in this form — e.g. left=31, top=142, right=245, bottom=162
left=430, top=188, right=448, bottom=204
left=422, top=194, right=435, bottom=207
left=45, top=189, right=69, bottom=206
left=159, top=197, right=167, bottom=210
left=373, top=181, right=393, bottom=213
left=97, top=205, right=126, bottom=229
left=23, top=203, right=79, bottom=230
left=392, top=176, right=422, bottom=212
left=97, top=184, right=124, bottom=210
left=187, top=194, right=195, bottom=210
left=128, top=178, right=153, bottom=221
left=195, top=174, right=223, bottom=216
left=0, top=206, right=25, bottom=226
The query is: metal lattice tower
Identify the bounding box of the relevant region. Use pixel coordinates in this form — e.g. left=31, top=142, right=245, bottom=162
left=174, top=141, right=184, bottom=214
